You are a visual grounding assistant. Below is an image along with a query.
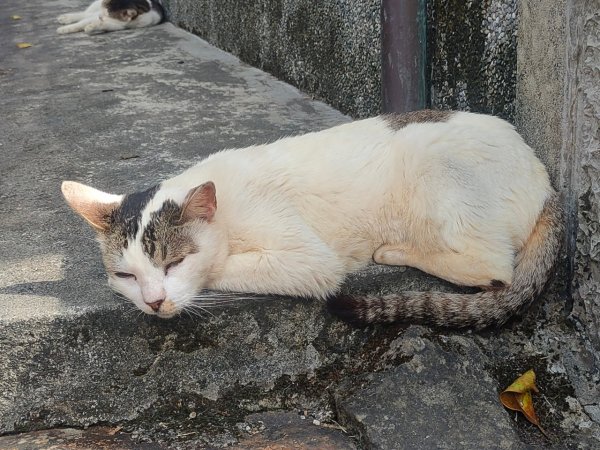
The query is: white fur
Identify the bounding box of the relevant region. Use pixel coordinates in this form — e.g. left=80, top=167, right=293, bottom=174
left=56, top=0, right=161, bottom=35
left=64, top=112, right=553, bottom=318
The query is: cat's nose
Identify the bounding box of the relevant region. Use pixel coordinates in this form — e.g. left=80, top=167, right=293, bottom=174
left=146, top=299, right=164, bottom=312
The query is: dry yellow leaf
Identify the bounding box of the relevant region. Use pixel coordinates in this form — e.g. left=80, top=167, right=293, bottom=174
left=500, top=369, right=548, bottom=437
left=11, top=15, right=22, bottom=20
left=16, top=43, right=32, bottom=49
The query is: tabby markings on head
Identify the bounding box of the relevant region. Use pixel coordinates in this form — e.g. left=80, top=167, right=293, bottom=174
left=141, top=200, right=198, bottom=266
left=103, top=184, right=198, bottom=267
left=106, top=184, right=159, bottom=250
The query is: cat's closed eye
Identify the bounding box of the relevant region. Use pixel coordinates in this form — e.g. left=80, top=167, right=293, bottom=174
left=115, top=272, right=136, bottom=280
left=165, top=258, right=185, bottom=273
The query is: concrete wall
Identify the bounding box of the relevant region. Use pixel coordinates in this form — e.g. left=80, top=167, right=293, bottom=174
left=162, top=0, right=382, bottom=118
left=567, top=0, right=600, bottom=419
left=569, top=0, right=600, bottom=348
left=517, top=0, right=600, bottom=424
left=515, top=0, right=566, bottom=185
left=163, top=0, right=521, bottom=120
left=427, top=0, right=518, bottom=120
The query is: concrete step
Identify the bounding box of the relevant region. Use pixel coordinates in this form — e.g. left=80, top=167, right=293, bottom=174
left=1, top=0, right=599, bottom=448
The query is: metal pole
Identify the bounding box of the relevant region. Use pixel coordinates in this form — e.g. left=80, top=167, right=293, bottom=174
left=381, top=0, right=427, bottom=113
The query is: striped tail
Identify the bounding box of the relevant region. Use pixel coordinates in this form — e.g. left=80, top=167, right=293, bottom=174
left=327, top=191, right=564, bottom=329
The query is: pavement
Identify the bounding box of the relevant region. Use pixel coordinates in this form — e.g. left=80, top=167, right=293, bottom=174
left=1, top=0, right=599, bottom=449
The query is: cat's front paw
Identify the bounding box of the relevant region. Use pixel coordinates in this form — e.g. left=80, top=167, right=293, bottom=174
left=57, top=13, right=77, bottom=24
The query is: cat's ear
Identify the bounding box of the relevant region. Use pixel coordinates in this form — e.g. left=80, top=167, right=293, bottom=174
left=120, top=8, right=138, bottom=21
left=179, top=182, right=217, bottom=224
left=61, top=181, right=122, bottom=232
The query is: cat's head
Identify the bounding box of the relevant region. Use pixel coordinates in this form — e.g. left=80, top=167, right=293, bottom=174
left=61, top=180, right=226, bottom=318
left=102, top=0, right=150, bottom=22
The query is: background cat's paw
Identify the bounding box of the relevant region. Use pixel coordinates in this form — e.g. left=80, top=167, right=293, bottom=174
left=57, top=25, right=78, bottom=34
left=84, top=23, right=104, bottom=35
left=57, top=14, right=78, bottom=24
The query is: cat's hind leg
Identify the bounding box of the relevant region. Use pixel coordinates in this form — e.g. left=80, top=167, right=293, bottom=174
left=84, top=18, right=127, bottom=35
left=373, top=244, right=412, bottom=267
left=57, top=13, right=87, bottom=24
left=373, top=243, right=513, bottom=289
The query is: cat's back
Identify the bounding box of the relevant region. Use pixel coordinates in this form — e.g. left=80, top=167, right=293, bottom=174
left=390, top=111, right=552, bottom=248
left=392, top=111, right=550, bottom=188
left=188, top=117, right=397, bottom=189
left=180, top=111, right=548, bottom=190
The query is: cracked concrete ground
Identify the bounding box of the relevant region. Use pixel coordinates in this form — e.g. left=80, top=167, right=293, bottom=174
left=1, top=0, right=599, bottom=448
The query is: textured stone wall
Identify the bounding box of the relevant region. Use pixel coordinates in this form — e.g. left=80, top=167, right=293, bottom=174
left=427, top=0, right=518, bottom=120
left=516, top=0, right=567, bottom=185
left=516, top=0, right=600, bottom=426
left=163, top=0, right=520, bottom=120
left=162, top=0, right=381, bottom=118
left=571, top=0, right=600, bottom=409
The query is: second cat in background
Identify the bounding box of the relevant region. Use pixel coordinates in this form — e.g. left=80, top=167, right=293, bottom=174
left=57, top=0, right=164, bottom=35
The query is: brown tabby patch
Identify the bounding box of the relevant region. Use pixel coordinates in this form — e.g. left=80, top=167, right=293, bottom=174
left=141, top=200, right=198, bottom=267
left=103, top=0, right=152, bottom=20
left=98, top=184, right=161, bottom=272
left=384, top=109, right=453, bottom=131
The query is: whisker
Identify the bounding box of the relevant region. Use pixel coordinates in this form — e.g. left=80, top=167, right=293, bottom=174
left=113, top=294, right=142, bottom=318
left=125, top=308, right=139, bottom=316
left=191, top=290, right=269, bottom=301
left=190, top=303, right=235, bottom=309
left=190, top=296, right=254, bottom=303
left=191, top=299, right=242, bottom=306
left=183, top=309, right=200, bottom=323
left=197, top=306, right=215, bottom=318
left=191, top=295, right=244, bottom=302
left=114, top=293, right=130, bottom=302
left=186, top=303, right=216, bottom=315
left=188, top=304, right=238, bottom=310
left=186, top=307, right=219, bottom=321
left=184, top=305, right=213, bottom=319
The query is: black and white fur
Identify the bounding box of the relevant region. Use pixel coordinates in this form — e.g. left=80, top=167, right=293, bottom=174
left=57, top=0, right=164, bottom=35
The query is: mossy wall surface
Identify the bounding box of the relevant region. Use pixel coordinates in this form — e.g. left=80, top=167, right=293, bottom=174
left=164, top=1, right=519, bottom=120
left=427, top=0, right=518, bottom=120
left=163, top=0, right=382, bottom=118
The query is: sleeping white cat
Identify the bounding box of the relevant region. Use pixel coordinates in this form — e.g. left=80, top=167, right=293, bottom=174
left=56, top=0, right=163, bottom=35
left=61, top=111, right=563, bottom=329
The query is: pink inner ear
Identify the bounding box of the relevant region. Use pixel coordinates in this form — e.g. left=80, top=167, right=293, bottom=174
left=83, top=201, right=119, bottom=232
left=62, top=181, right=121, bottom=232
left=180, top=182, right=217, bottom=223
